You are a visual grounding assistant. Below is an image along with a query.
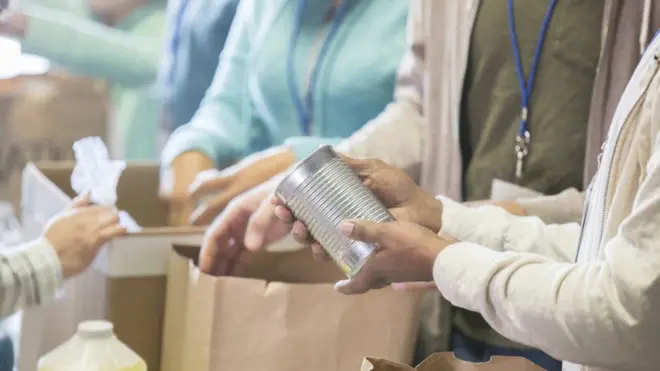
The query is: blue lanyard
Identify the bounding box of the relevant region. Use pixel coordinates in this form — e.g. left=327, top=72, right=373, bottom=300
left=167, top=0, right=190, bottom=83
left=507, top=0, right=558, bottom=179
left=287, top=0, right=351, bottom=136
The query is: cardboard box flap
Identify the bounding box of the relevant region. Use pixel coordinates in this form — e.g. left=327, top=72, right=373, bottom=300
left=25, top=161, right=207, bottom=234
left=173, top=244, right=200, bottom=263
left=362, top=353, right=545, bottom=371
left=173, top=244, right=345, bottom=284
left=28, top=160, right=167, bottom=227
left=362, top=358, right=414, bottom=371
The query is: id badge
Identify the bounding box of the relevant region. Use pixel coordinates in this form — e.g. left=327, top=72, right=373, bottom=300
left=490, top=179, right=542, bottom=201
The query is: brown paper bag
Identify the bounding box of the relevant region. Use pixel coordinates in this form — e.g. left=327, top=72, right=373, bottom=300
left=162, top=245, right=421, bottom=371
left=362, top=352, right=545, bottom=371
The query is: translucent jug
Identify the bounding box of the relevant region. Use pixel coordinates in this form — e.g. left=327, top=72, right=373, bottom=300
left=38, top=320, right=146, bottom=371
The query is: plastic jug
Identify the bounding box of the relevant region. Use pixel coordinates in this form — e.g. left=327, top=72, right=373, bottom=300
left=37, top=321, right=146, bottom=371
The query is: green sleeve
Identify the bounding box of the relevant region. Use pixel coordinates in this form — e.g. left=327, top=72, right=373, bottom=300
left=20, top=5, right=164, bottom=86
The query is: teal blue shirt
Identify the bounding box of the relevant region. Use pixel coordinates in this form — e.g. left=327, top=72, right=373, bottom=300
left=161, top=0, right=408, bottom=167
left=159, top=0, right=238, bottom=131
left=20, top=1, right=166, bottom=161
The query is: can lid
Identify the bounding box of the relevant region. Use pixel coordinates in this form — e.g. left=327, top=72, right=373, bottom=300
left=77, top=320, right=114, bottom=339
left=275, top=145, right=338, bottom=204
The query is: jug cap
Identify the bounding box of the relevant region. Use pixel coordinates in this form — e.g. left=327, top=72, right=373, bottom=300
left=78, top=320, right=113, bottom=339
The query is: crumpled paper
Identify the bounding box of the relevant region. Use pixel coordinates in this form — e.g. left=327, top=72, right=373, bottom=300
left=70, top=137, right=141, bottom=232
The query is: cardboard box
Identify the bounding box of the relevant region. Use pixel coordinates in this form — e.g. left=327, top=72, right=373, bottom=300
left=362, top=352, right=545, bottom=371
left=18, top=161, right=204, bottom=371
left=0, top=73, right=107, bottom=215
left=162, top=244, right=422, bottom=371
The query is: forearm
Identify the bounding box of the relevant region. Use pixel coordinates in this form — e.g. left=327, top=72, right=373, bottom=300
left=433, top=239, right=655, bottom=370
left=439, top=196, right=579, bottom=263
left=0, top=238, right=62, bottom=318
left=516, top=188, right=586, bottom=224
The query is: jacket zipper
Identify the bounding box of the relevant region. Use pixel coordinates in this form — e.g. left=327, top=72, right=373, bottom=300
left=574, top=181, right=593, bottom=261
left=596, top=59, right=660, bottom=249
left=576, top=53, right=660, bottom=259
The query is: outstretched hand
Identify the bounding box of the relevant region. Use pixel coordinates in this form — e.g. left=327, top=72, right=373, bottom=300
left=332, top=219, right=448, bottom=295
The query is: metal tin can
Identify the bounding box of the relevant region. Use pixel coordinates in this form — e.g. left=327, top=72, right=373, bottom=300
left=275, top=146, right=393, bottom=277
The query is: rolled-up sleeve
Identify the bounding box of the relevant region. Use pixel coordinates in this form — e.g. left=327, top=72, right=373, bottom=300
left=0, top=238, right=62, bottom=318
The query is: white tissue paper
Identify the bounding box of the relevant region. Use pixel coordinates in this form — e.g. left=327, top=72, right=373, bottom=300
left=70, top=137, right=141, bottom=232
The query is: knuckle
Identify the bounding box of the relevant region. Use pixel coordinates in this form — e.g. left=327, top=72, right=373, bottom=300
left=109, top=211, right=120, bottom=224
left=249, top=218, right=267, bottom=234
left=249, top=210, right=270, bottom=231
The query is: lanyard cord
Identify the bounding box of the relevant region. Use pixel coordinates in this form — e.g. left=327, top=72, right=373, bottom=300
left=287, top=0, right=351, bottom=136
left=508, top=0, right=559, bottom=179
left=167, top=0, right=191, bottom=83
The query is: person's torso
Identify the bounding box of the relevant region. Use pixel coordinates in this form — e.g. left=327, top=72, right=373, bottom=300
left=159, top=0, right=238, bottom=130
left=461, top=0, right=603, bottom=201
left=107, top=1, right=166, bottom=161
left=245, top=0, right=408, bottom=153
left=563, top=27, right=660, bottom=371
left=454, top=0, right=603, bottom=352
left=416, top=0, right=660, bottom=368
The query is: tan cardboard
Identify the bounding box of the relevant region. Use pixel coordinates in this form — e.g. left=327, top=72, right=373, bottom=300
left=0, top=74, right=107, bottom=215
left=162, top=245, right=421, bottom=371
left=362, top=352, right=545, bottom=371
left=18, top=161, right=204, bottom=371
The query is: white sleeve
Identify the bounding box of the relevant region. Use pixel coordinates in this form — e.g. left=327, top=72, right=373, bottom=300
left=438, top=196, right=579, bottom=262
left=432, top=134, right=660, bottom=369
left=516, top=188, right=586, bottom=224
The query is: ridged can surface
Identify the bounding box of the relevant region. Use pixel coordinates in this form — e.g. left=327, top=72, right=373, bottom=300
left=275, top=146, right=393, bottom=277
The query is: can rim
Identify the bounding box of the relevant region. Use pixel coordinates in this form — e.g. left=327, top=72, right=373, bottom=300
left=275, top=145, right=337, bottom=204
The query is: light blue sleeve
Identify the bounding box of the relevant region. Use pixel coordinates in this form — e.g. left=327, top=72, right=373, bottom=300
left=160, top=0, right=255, bottom=167
left=20, top=5, right=165, bottom=86
left=284, top=136, right=344, bottom=160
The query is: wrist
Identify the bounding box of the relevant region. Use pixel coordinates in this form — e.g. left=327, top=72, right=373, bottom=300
left=165, top=151, right=215, bottom=196
left=240, top=148, right=296, bottom=181
left=420, top=247, right=440, bottom=282
left=413, top=192, right=444, bottom=234
left=42, top=236, right=73, bottom=279
left=173, top=151, right=215, bottom=168
left=498, top=201, right=527, bottom=216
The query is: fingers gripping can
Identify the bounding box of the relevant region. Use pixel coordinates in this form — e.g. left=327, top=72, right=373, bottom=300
left=275, top=146, right=394, bottom=277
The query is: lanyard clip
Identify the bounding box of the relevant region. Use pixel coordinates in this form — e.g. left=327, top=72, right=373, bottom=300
left=515, top=129, right=531, bottom=180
